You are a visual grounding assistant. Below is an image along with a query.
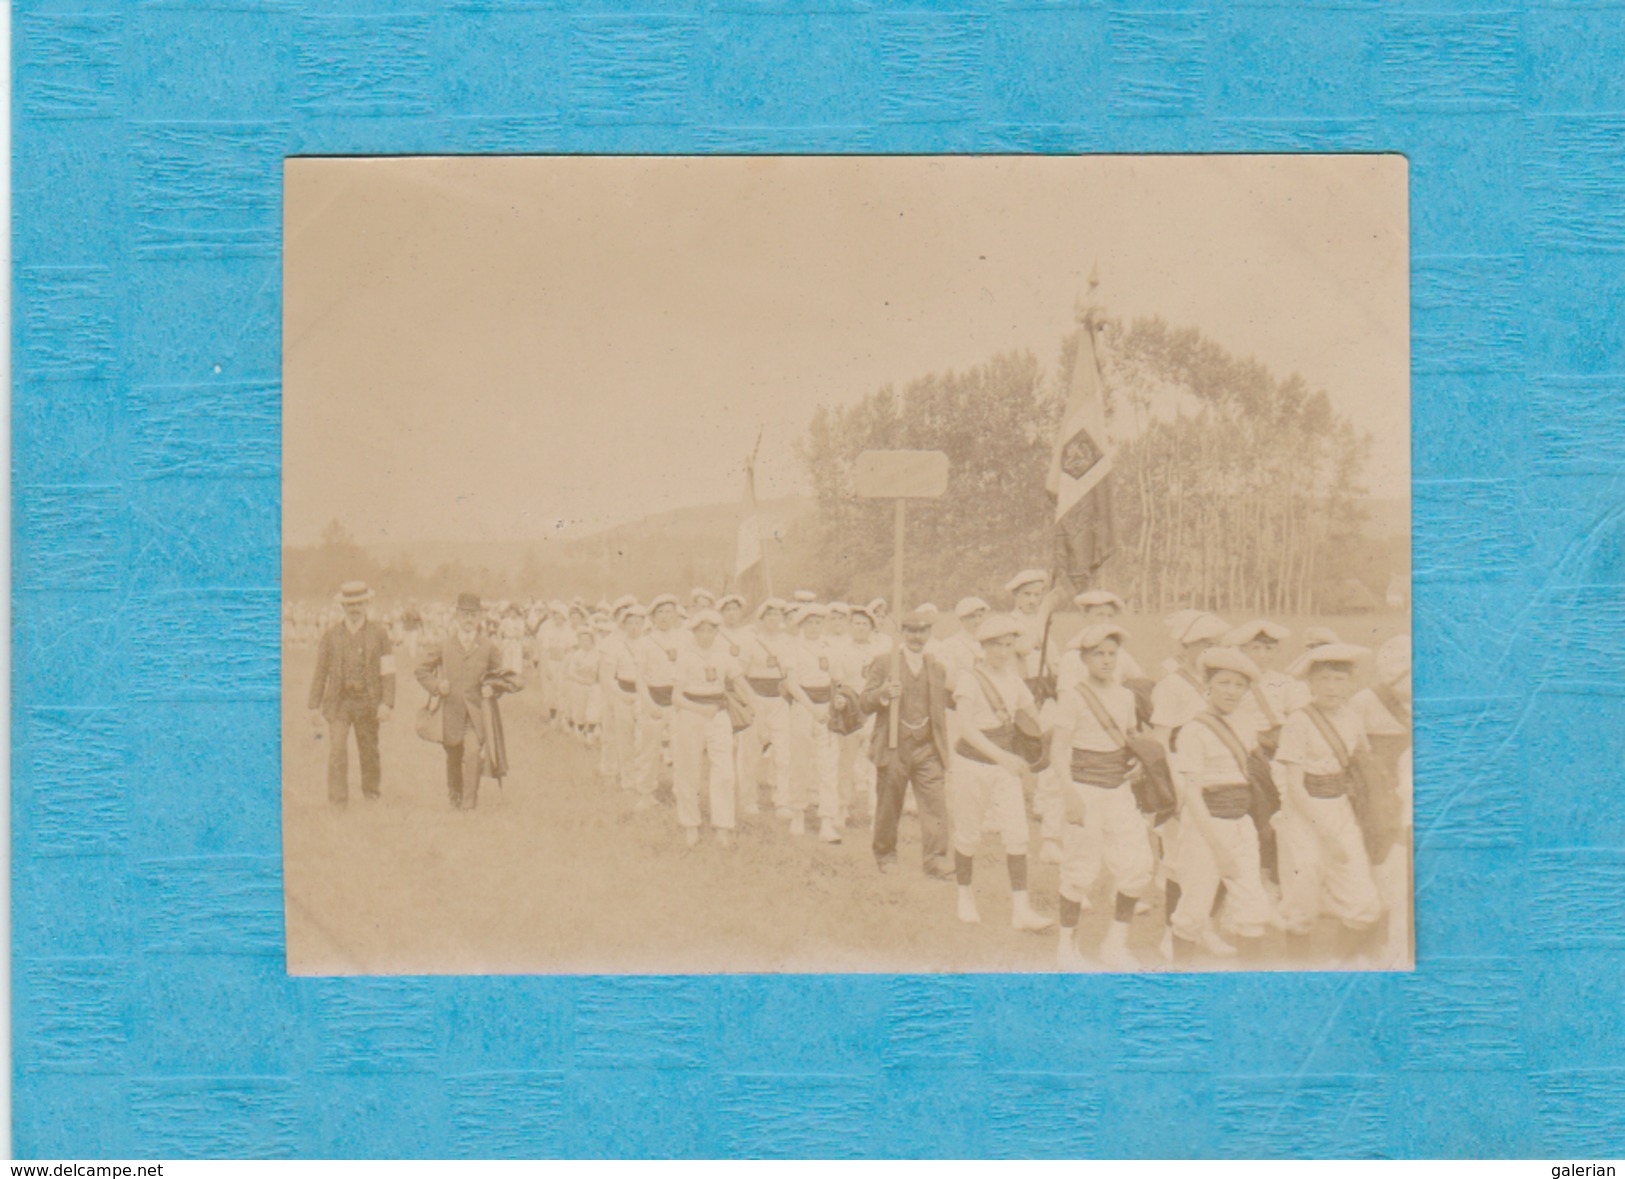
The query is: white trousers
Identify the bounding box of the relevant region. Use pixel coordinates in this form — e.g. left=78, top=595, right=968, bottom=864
left=673, top=707, right=736, bottom=831
left=1060, top=779, right=1155, bottom=902
left=1277, top=793, right=1383, bottom=933
left=1174, top=810, right=1275, bottom=940
left=948, top=754, right=1030, bottom=856
left=836, top=719, right=877, bottom=818
left=738, top=691, right=790, bottom=812
left=788, top=703, right=839, bottom=819
left=632, top=704, right=671, bottom=797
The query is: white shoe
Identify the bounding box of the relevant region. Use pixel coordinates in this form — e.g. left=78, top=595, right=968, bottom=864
left=1011, top=895, right=1055, bottom=933
left=789, top=813, right=806, bottom=837
left=1199, top=929, right=1239, bottom=958
left=1040, top=839, right=1063, bottom=865
left=818, top=820, right=842, bottom=845
left=1056, top=931, right=1089, bottom=971
left=956, top=890, right=982, bottom=925
left=684, top=828, right=700, bottom=848
left=1099, top=922, right=1138, bottom=971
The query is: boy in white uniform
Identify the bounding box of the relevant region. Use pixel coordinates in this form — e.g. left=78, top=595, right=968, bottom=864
left=830, top=604, right=885, bottom=827
left=1223, top=619, right=1294, bottom=881
left=1148, top=610, right=1230, bottom=955
left=1169, top=646, right=1277, bottom=961
left=948, top=614, right=1053, bottom=933
left=1353, top=634, right=1412, bottom=967
left=672, top=609, right=742, bottom=848
left=1060, top=591, right=1145, bottom=686
left=631, top=594, right=687, bottom=810
left=601, top=603, right=646, bottom=790
left=562, top=628, right=604, bottom=744
left=1049, top=623, right=1154, bottom=970
left=934, top=597, right=989, bottom=687
left=784, top=603, right=841, bottom=841
left=1272, top=642, right=1384, bottom=960
left=736, top=598, right=793, bottom=819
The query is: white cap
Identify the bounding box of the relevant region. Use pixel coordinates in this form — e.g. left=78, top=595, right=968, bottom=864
left=1288, top=642, right=1370, bottom=678
left=1073, top=589, right=1124, bottom=611
left=1199, top=646, right=1262, bottom=683
left=976, top=613, right=1025, bottom=643
left=1225, top=619, right=1291, bottom=646
left=649, top=593, right=680, bottom=613
left=1004, top=569, right=1048, bottom=594
left=954, top=596, right=991, bottom=619
left=1069, top=622, right=1129, bottom=652
left=686, top=608, right=724, bottom=630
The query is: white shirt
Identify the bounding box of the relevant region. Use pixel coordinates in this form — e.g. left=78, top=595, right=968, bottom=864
left=1053, top=680, right=1137, bottom=753
left=953, top=664, right=1035, bottom=734
left=636, top=628, right=687, bottom=688
left=788, top=636, right=834, bottom=689
left=1056, top=645, right=1146, bottom=692
left=1172, top=713, right=1254, bottom=789
left=674, top=641, right=739, bottom=701
left=1011, top=609, right=1047, bottom=679
left=1275, top=703, right=1368, bottom=776
left=1150, top=666, right=1209, bottom=730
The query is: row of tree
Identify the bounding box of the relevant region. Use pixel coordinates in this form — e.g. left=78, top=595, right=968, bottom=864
left=796, top=315, right=1391, bottom=615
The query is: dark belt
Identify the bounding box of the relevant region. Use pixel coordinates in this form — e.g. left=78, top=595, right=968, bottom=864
left=800, top=685, right=831, bottom=705
left=1203, top=783, right=1253, bottom=820
left=1304, top=771, right=1349, bottom=799
left=683, top=692, right=725, bottom=705
left=616, top=677, right=637, bottom=693
left=1070, top=747, right=1131, bottom=788
left=647, top=685, right=673, bottom=707
left=746, top=676, right=783, bottom=697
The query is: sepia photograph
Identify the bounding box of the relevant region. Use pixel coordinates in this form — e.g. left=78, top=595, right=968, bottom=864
left=282, top=154, right=1411, bottom=976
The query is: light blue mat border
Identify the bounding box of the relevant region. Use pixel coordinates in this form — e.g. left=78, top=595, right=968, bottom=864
left=13, top=1, right=1625, bottom=1159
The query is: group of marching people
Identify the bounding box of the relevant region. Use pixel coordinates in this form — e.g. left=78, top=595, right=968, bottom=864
left=498, top=570, right=1412, bottom=971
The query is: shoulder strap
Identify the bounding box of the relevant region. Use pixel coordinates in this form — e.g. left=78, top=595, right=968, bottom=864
left=970, top=666, right=1012, bottom=725
left=1251, top=683, right=1279, bottom=728
left=1073, top=681, right=1130, bottom=750
left=1189, top=712, right=1252, bottom=779
left=1177, top=667, right=1205, bottom=693
left=1303, top=705, right=1353, bottom=771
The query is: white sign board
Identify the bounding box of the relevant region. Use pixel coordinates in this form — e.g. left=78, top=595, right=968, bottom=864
left=853, top=449, right=949, bottom=499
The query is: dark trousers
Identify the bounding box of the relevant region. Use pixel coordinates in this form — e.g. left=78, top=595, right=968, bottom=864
left=872, top=731, right=949, bottom=867
left=444, top=740, right=483, bottom=809
left=327, top=696, right=381, bottom=804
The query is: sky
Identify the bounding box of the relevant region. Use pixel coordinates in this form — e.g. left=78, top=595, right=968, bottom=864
left=283, top=154, right=1409, bottom=547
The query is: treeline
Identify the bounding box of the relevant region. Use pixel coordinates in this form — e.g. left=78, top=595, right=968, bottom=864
left=797, top=315, right=1395, bottom=614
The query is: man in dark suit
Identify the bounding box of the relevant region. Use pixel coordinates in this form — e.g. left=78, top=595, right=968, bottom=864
left=860, top=610, right=954, bottom=878
left=416, top=591, right=508, bottom=810
left=307, top=580, right=397, bottom=807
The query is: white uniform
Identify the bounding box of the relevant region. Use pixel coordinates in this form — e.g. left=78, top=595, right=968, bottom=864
left=1273, top=703, right=1383, bottom=933
left=1054, top=680, right=1154, bottom=905
left=632, top=627, right=687, bottom=797
left=829, top=636, right=884, bottom=820
left=1170, top=714, right=1276, bottom=940
left=598, top=630, right=639, bottom=782
left=786, top=635, right=840, bottom=822
left=948, top=665, right=1035, bottom=856
left=1232, top=669, right=1294, bottom=739
left=562, top=645, right=603, bottom=730
left=1057, top=644, right=1146, bottom=691
left=672, top=640, right=741, bottom=832
left=537, top=619, right=575, bottom=718
left=735, top=628, right=792, bottom=813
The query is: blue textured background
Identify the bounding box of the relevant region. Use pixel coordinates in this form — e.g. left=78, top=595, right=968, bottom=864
left=11, top=0, right=1625, bottom=1160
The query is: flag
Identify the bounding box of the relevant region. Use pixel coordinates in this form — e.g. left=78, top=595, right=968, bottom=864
left=1047, top=308, right=1117, bottom=587
left=734, top=434, right=774, bottom=597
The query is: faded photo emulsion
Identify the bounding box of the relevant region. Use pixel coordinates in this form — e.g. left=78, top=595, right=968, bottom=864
left=282, top=155, right=1412, bottom=975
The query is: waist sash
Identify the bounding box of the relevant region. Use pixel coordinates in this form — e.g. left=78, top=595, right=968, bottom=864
left=746, top=675, right=783, bottom=697
left=799, top=684, right=832, bottom=705
left=647, top=685, right=674, bottom=708
left=1202, top=782, right=1254, bottom=819
left=616, top=677, right=637, bottom=694
left=1070, top=747, right=1132, bottom=788
left=955, top=723, right=1016, bottom=765
left=1304, top=770, right=1349, bottom=799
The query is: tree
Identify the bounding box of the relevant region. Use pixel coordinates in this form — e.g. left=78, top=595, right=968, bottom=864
left=796, top=351, right=1060, bottom=605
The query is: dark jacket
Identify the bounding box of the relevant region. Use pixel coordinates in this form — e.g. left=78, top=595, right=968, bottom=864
left=859, top=648, right=951, bottom=769
left=308, top=620, right=396, bottom=718
left=416, top=630, right=507, bottom=747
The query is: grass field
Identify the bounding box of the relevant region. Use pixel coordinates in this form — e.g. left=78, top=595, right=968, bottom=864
left=282, top=609, right=1411, bottom=976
